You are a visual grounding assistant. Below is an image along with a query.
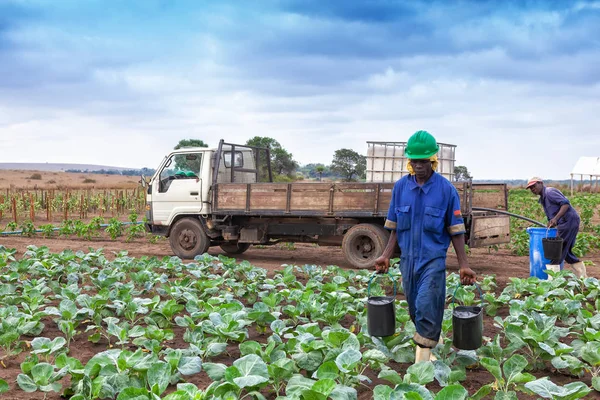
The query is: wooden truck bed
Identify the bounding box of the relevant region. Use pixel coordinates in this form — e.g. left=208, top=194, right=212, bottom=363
left=213, top=181, right=510, bottom=247
left=214, top=182, right=394, bottom=217
left=469, top=183, right=511, bottom=247
left=213, top=181, right=474, bottom=217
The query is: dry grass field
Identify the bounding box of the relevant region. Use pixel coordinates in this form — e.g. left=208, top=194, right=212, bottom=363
left=0, top=169, right=141, bottom=190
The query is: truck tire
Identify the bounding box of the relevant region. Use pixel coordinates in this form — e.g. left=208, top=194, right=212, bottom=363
left=220, top=242, right=251, bottom=255
left=169, top=218, right=211, bottom=260
left=342, top=224, right=390, bottom=269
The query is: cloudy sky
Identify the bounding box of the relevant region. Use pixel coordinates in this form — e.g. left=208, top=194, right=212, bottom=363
left=1, top=0, right=599, bottom=180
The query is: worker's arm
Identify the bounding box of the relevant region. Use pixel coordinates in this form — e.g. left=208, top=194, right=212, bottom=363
left=548, top=204, right=570, bottom=227
left=375, top=182, right=400, bottom=274
left=451, top=233, right=476, bottom=285
left=374, top=230, right=397, bottom=274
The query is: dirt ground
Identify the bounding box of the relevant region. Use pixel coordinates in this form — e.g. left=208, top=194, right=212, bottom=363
left=1, top=238, right=600, bottom=399
left=1, top=236, right=599, bottom=285
left=0, top=170, right=140, bottom=190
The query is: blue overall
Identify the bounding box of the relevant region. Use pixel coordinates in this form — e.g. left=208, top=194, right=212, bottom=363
left=384, top=172, right=466, bottom=348
left=539, top=187, right=580, bottom=264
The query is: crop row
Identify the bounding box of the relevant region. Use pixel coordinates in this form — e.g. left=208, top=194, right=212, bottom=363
left=0, top=188, right=146, bottom=224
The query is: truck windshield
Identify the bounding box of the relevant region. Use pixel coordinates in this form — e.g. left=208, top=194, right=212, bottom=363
left=158, top=153, right=202, bottom=193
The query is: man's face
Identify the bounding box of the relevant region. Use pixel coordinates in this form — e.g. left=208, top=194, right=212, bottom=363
left=410, top=159, right=433, bottom=180
left=528, top=181, right=543, bottom=195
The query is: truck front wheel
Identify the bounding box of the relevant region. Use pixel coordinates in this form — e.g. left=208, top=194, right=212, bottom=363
left=220, top=242, right=251, bottom=255
left=169, top=218, right=210, bottom=260
left=342, top=224, right=390, bottom=269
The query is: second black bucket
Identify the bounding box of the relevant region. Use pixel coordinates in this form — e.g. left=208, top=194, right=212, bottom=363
left=542, top=237, right=563, bottom=261
left=452, top=284, right=483, bottom=350
left=367, top=273, right=397, bottom=337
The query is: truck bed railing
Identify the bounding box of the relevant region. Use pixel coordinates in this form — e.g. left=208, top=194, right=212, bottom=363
left=213, top=182, right=395, bottom=217
left=213, top=140, right=272, bottom=186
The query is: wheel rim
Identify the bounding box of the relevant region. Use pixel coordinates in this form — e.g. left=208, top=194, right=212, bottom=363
left=353, top=236, right=376, bottom=259
left=178, top=228, right=197, bottom=251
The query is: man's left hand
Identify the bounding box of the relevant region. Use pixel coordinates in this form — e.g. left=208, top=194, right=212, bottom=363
left=547, top=218, right=558, bottom=228
left=459, top=267, right=477, bottom=285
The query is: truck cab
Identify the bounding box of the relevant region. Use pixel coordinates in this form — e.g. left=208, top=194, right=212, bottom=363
left=146, top=143, right=258, bottom=229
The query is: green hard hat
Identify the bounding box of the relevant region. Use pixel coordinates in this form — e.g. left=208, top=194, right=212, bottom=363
left=185, top=171, right=196, bottom=177
left=405, top=130, right=439, bottom=159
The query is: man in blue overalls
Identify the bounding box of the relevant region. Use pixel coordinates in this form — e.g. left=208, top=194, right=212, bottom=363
left=526, top=177, right=586, bottom=278
left=374, top=130, right=476, bottom=363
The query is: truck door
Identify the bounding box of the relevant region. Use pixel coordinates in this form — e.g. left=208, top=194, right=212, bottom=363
left=152, top=152, right=204, bottom=225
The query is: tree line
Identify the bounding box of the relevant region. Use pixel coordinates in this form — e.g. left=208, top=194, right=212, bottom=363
left=65, top=167, right=156, bottom=177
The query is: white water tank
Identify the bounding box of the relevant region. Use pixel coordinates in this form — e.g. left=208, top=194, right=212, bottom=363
left=366, top=141, right=456, bottom=182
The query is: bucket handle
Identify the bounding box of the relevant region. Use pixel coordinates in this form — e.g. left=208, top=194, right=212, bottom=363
left=367, top=272, right=397, bottom=298
left=545, top=227, right=562, bottom=239
left=450, top=282, right=484, bottom=309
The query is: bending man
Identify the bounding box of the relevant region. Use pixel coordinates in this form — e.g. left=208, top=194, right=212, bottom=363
left=526, top=177, right=586, bottom=278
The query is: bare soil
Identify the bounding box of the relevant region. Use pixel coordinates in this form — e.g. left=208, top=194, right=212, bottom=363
left=1, top=236, right=600, bottom=399
left=0, top=170, right=140, bottom=190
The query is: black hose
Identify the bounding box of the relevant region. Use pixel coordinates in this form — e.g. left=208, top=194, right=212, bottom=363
left=471, top=207, right=546, bottom=227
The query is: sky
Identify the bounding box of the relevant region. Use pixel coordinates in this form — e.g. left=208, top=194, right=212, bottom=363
left=1, top=0, right=599, bottom=180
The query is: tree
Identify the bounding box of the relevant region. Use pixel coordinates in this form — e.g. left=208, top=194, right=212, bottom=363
left=174, top=139, right=209, bottom=150
left=454, top=165, right=472, bottom=181
left=245, top=136, right=298, bottom=178
left=331, top=149, right=366, bottom=181
left=316, top=165, right=325, bottom=181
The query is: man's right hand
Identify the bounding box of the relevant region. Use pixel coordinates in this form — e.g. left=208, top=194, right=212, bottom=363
left=374, top=256, right=390, bottom=274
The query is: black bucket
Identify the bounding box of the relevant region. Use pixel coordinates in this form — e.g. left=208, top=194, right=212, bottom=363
left=542, top=237, right=563, bottom=261
left=367, top=273, right=397, bottom=337
left=452, top=283, right=483, bottom=350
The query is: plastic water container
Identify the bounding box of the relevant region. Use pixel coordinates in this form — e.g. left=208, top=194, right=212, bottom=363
left=526, top=227, right=564, bottom=279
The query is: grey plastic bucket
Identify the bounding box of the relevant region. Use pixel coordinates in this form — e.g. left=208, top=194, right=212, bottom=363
left=451, top=283, right=483, bottom=350
left=367, top=273, right=397, bottom=337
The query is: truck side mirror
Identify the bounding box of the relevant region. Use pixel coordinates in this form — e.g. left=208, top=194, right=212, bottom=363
left=140, top=174, right=147, bottom=188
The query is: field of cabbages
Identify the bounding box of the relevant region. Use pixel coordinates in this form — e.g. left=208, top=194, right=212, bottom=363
left=1, top=186, right=600, bottom=399
left=0, top=245, right=599, bottom=400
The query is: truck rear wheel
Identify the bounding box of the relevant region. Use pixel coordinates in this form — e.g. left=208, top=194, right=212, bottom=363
left=342, top=224, right=390, bottom=269
left=220, top=242, right=251, bottom=254
left=169, top=218, right=210, bottom=260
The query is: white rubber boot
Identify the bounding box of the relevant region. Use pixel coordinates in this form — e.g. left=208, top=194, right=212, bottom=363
left=415, top=346, right=432, bottom=363
left=571, top=261, right=587, bottom=278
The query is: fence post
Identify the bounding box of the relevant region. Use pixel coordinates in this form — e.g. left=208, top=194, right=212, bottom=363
left=64, top=192, right=68, bottom=221
left=12, top=197, right=17, bottom=224
left=29, top=193, right=35, bottom=222
left=47, top=192, right=51, bottom=222
left=80, top=194, right=84, bottom=219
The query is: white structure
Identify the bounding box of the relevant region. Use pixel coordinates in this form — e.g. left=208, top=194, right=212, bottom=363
left=570, top=156, right=600, bottom=195
left=365, top=141, right=456, bottom=182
